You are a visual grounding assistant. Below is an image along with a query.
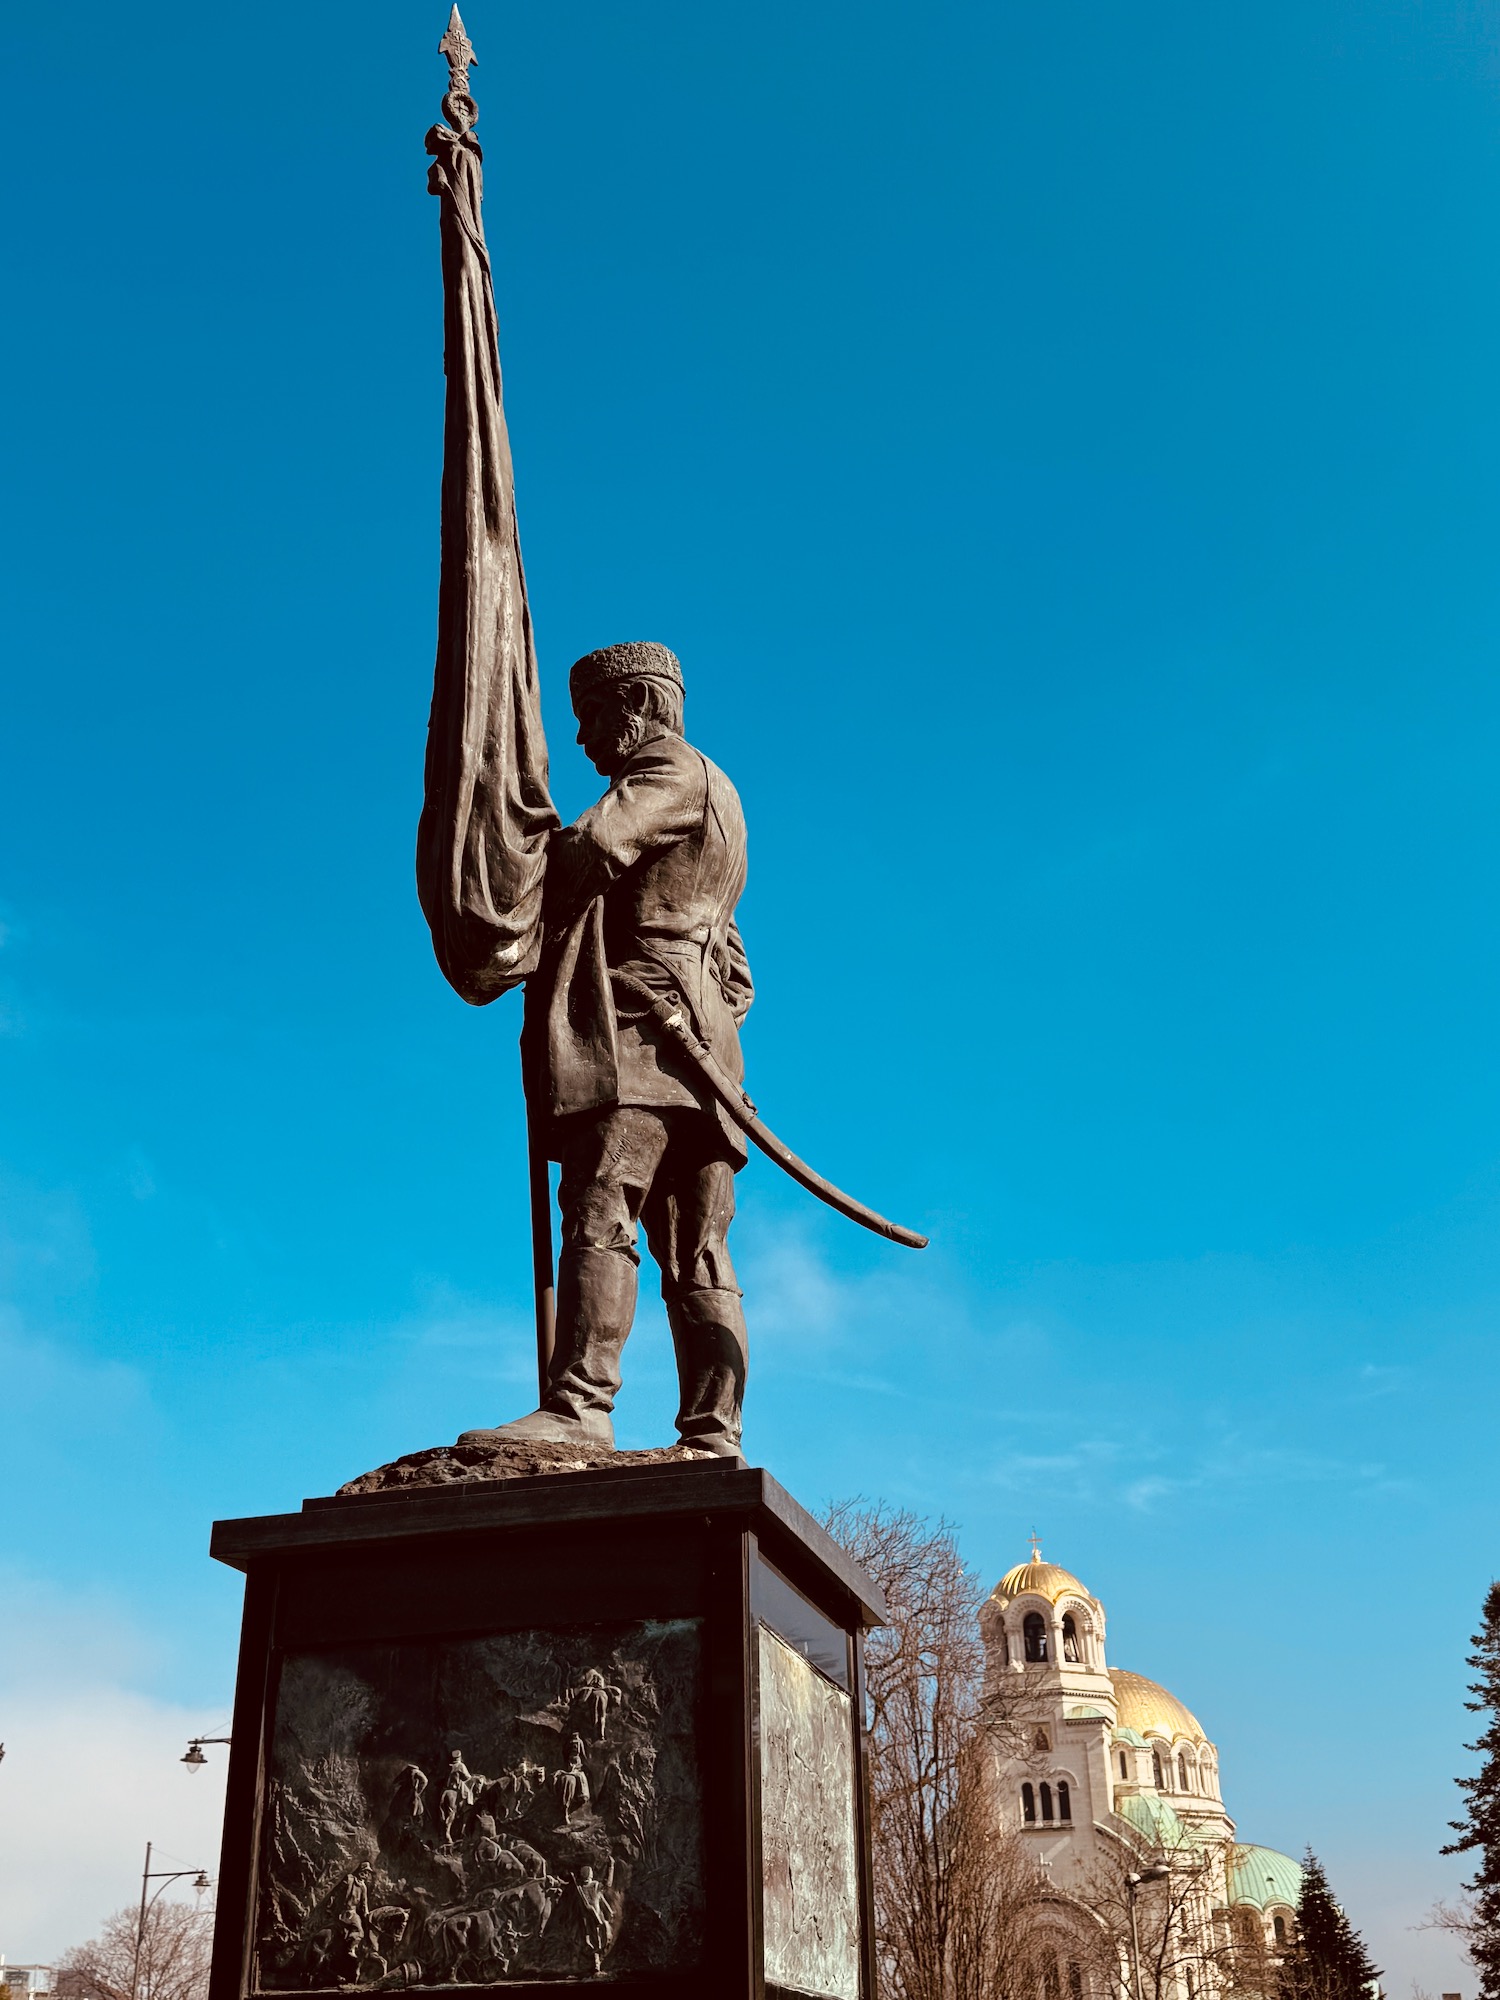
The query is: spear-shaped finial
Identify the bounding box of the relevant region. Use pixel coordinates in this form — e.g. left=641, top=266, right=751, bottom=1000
left=439, top=7, right=476, bottom=93
left=439, top=6, right=478, bottom=131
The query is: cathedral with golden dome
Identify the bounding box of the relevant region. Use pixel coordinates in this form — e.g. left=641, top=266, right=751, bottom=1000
left=982, top=1545, right=1304, bottom=1990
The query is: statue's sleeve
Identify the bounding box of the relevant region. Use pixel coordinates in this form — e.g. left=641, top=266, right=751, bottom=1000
left=546, top=742, right=703, bottom=922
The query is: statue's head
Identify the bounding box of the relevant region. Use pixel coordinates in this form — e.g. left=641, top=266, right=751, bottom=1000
left=569, top=642, right=684, bottom=776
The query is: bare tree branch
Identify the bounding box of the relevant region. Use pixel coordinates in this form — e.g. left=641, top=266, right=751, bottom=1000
left=56, top=1901, right=214, bottom=2000
left=826, top=1499, right=1059, bottom=2000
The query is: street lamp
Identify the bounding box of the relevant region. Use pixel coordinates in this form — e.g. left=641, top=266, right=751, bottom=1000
left=130, top=1842, right=212, bottom=2000
left=1126, top=1864, right=1173, bottom=2000
left=181, top=1736, right=231, bottom=1771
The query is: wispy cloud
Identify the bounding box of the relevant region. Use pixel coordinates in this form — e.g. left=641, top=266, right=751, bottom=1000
left=736, top=1230, right=875, bottom=1347
left=0, top=1173, right=97, bottom=1304
left=1118, top=1438, right=1399, bottom=1513
left=728, top=1228, right=1422, bottom=1518
left=0, top=1573, right=230, bottom=1961
left=1351, top=1362, right=1411, bottom=1401
left=0, top=1306, right=148, bottom=1433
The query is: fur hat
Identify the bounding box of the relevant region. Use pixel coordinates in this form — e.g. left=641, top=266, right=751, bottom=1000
left=569, top=642, right=683, bottom=701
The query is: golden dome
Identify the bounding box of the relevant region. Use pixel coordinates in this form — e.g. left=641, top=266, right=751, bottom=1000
left=1111, top=1669, right=1206, bottom=1743
left=990, top=1549, right=1093, bottom=1605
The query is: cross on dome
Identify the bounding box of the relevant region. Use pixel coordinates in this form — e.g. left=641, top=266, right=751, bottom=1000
left=990, top=1550, right=1091, bottom=1605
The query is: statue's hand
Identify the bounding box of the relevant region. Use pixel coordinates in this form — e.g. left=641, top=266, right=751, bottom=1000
left=542, top=827, right=605, bottom=930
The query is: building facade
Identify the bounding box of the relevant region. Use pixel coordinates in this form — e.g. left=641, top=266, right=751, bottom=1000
left=981, top=1548, right=1302, bottom=1998
left=0, top=1967, right=55, bottom=2000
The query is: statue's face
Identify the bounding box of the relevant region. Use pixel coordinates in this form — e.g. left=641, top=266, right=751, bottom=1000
left=573, top=683, right=640, bottom=777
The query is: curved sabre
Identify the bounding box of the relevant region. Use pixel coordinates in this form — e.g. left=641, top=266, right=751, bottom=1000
left=612, top=973, right=929, bottom=1251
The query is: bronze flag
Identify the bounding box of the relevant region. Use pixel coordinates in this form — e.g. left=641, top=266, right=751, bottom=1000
left=416, top=10, right=558, bottom=1006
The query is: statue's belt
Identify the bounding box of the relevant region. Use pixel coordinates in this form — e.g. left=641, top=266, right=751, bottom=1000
left=610, top=971, right=927, bottom=1251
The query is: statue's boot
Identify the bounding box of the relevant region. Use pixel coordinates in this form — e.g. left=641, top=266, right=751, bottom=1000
left=667, top=1286, right=748, bottom=1460
left=457, top=1247, right=635, bottom=1450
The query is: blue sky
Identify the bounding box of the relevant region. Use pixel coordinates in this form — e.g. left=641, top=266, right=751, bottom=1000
left=2, top=0, right=1497, bottom=1984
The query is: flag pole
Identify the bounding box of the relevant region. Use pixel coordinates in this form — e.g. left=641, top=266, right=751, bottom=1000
left=527, top=1109, right=555, bottom=1399
left=421, top=7, right=564, bottom=1402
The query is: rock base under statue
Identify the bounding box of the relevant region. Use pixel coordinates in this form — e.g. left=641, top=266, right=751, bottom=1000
left=336, top=1437, right=729, bottom=1497
left=208, top=1460, right=884, bottom=2000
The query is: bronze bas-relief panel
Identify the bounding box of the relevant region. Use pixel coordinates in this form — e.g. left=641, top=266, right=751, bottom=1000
left=256, top=1620, right=703, bottom=1987
left=757, top=1626, right=860, bottom=2000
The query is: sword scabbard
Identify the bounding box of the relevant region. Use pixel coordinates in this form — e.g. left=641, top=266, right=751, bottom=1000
left=613, top=973, right=928, bottom=1252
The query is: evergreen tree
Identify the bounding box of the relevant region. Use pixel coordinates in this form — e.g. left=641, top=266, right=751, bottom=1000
left=1278, top=1850, right=1381, bottom=2000
left=1442, top=1579, right=1500, bottom=2000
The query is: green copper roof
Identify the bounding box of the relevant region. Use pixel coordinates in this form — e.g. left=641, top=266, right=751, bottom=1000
left=1229, top=1846, right=1304, bottom=1910
left=1113, top=1725, right=1147, bottom=1746
left=1067, top=1705, right=1109, bottom=1719
left=1117, top=1792, right=1188, bottom=1847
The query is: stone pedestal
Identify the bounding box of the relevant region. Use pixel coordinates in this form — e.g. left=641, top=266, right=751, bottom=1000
left=208, top=1461, right=885, bottom=2000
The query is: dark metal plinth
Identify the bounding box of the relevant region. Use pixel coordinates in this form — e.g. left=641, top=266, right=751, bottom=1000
left=208, top=1461, right=884, bottom=2000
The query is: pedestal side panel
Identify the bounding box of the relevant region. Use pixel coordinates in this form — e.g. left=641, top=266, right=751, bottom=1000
left=256, top=1620, right=702, bottom=1987
left=757, top=1625, right=860, bottom=2000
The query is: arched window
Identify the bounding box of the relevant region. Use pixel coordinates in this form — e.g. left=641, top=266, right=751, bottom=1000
left=1119, top=1751, right=1128, bottom=1779
left=1068, top=1963, right=1084, bottom=2000
left=1040, top=1781, right=1054, bottom=1822
left=1152, top=1750, right=1164, bottom=1789
left=1024, top=1611, right=1049, bottom=1662
left=1021, top=1782, right=1036, bottom=1823
left=1186, top=1968, right=1197, bottom=2000
left=1273, top=1915, right=1288, bottom=1945
left=1044, top=1961, right=1061, bottom=2000
left=998, top=1623, right=1011, bottom=1665
left=1062, top=1612, right=1083, bottom=1662
left=1178, top=1753, right=1190, bottom=1790
left=1058, top=1779, right=1072, bottom=1821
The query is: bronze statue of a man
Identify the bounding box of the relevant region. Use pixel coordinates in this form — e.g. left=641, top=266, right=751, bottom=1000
left=460, top=642, right=753, bottom=1459
left=420, top=30, right=922, bottom=1469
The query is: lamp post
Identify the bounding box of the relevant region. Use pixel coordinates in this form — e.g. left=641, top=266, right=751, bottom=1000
left=1126, top=1864, right=1172, bottom=2000
left=181, top=1736, right=231, bottom=1771
left=130, top=1842, right=212, bottom=2000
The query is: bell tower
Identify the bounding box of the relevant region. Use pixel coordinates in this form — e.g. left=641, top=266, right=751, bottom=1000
left=979, top=1544, right=1118, bottom=1865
